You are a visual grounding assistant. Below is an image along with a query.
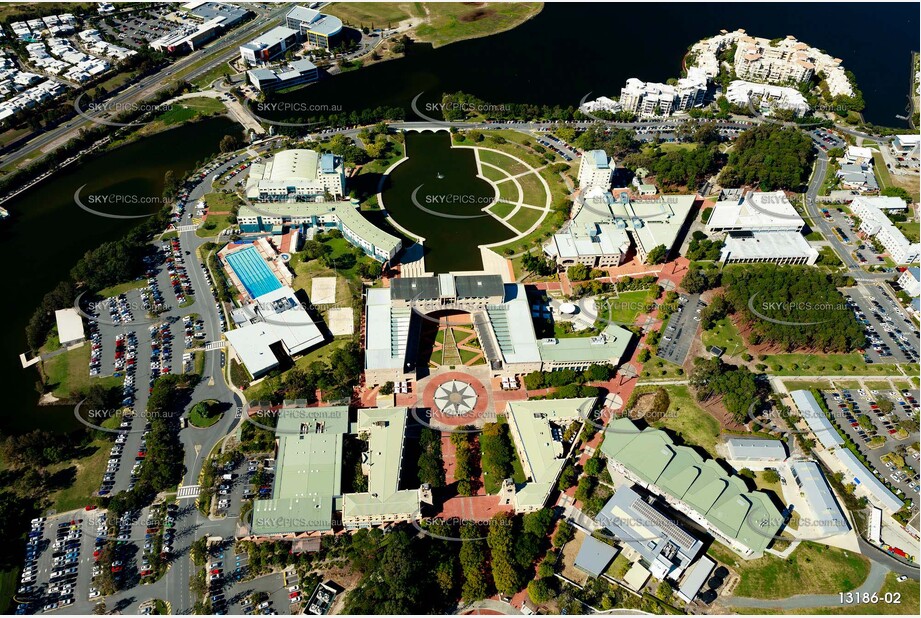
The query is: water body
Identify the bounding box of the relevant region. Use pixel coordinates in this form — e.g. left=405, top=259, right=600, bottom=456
left=275, top=3, right=917, bottom=127
left=0, top=116, right=238, bottom=434
left=381, top=131, right=512, bottom=272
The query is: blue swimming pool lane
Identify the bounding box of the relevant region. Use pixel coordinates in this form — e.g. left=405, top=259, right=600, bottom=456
left=225, top=246, right=283, bottom=299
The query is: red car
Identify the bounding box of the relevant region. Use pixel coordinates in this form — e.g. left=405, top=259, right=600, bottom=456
left=210, top=568, right=220, bottom=575
left=289, top=592, right=300, bottom=600
left=111, top=565, right=123, bottom=573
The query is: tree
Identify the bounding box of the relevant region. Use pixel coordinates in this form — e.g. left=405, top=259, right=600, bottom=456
left=528, top=578, right=554, bottom=604
left=718, top=125, right=814, bottom=190
left=219, top=134, right=241, bottom=153
left=552, top=520, right=575, bottom=548
left=762, top=469, right=780, bottom=484
left=302, top=239, right=332, bottom=260
left=646, top=244, right=668, bottom=264
left=567, top=263, right=590, bottom=282
left=637, top=348, right=651, bottom=363
left=379, top=381, right=394, bottom=395
left=523, top=508, right=553, bottom=538
left=487, top=513, right=522, bottom=595
left=162, top=169, right=180, bottom=199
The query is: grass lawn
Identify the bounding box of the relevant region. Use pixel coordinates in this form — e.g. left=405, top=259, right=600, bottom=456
left=872, top=152, right=892, bottom=189
left=156, top=97, right=226, bottom=127
left=754, top=470, right=784, bottom=503
left=636, top=384, right=722, bottom=458
left=97, top=278, right=147, bottom=298
left=190, top=400, right=222, bottom=428
left=489, top=201, right=516, bottom=219
left=507, top=206, right=544, bottom=233
left=805, top=231, right=825, bottom=241
left=480, top=164, right=511, bottom=183
left=46, top=437, right=113, bottom=511
left=192, top=60, right=237, bottom=89
left=478, top=149, right=530, bottom=176
left=42, top=345, right=122, bottom=400
left=459, top=347, right=484, bottom=365
left=324, top=2, right=422, bottom=27
left=781, top=379, right=840, bottom=393
left=710, top=541, right=870, bottom=600
left=761, top=353, right=912, bottom=376
left=639, top=356, right=686, bottom=380
left=497, top=179, right=519, bottom=203
left=516, top=172, right=548, bottom=207
left=197, top=213, right=235, bottom=238
left=896, top=220, right=920, bottom=243
left=605, top=288, right=657, bottom=325
left=702, top=317, right=747, bottom=356
left=412, top=3, right=543, bottom=48
left=605, top=553, right=631, bottom=580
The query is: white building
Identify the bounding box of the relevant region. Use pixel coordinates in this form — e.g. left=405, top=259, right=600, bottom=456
left=239, top=26, right=299, bottom=65
left=246, top=149, right=345, bottom=200
left=707, top=190, right=805, bottom=233
left=850, top=196, right=908, bottom=212
left=545, top=188, right=695, bottom=266
left=54, top=308, right=85, bottom=346
left=719, top=230, right=819, bottom=265
left=734, top=36, right=815, bottom=85
left=725, top=80, right=810, bottom=117
left=843, top=145, right=873, bottom=168
left=898, top=267, right=921, bottom=298
left=892, top=134, right=920, bottom=156
left=619, top=67, right=707, bottom=117
left=577, top=150, right=613, bottom=190
left=851, top=198, right=921, bottom=263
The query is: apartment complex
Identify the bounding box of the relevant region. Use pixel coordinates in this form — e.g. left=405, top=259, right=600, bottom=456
left=619, top=67, right=708, bottom=117
left=687, top=30, right=854, bottom=97
left=851, top=198, right=920, bottom=263
left=725, top=80, right=810, bottom=116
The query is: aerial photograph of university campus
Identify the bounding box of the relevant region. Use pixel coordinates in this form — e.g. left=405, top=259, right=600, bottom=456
left=0, top=0, right=920, bottom=616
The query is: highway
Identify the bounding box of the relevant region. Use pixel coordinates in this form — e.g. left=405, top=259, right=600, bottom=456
left=0, top=3, right=292, bottom=170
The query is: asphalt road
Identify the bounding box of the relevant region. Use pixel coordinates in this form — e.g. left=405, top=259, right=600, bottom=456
left=0, top=3, right=290, bottom=170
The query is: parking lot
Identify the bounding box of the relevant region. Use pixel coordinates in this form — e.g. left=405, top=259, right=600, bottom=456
left=821, top=387, right=920, bottom=500
left=94, top=4, right=177, bottom=49
left=843, top=288, right=919, bottom=364
left=819, top=206, right=895, bottom=269
left=84, top=231, right=211, bottom=498
left=808, top=127, right=846, bottom=153
left=657, top=294, right=703, bottom=365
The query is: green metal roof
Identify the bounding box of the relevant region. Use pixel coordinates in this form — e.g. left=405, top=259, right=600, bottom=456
left=342, top=408, right=420, bottom=520
left=600, top=418, right=782, bottom=554
left=251, top=406, right=349, bottom=535
left=537, top=324, right=633, bottom=364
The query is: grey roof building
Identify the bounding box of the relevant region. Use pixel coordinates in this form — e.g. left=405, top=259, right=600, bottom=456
left=834, top=449, right=904, bottom=513
left=789, top=460, right=849, bottom=537
left=725, top=438, right=788, bottom=462
left=573, top=535, right=619, bottom=578
left=597, top=485, right=704, bottom=581
left=790, top=390, right=844, bottom=449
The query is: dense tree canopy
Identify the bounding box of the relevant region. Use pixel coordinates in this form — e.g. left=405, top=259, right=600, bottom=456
left=721, top=265, right=864, bottom=352
left=719, top=125, right=815, bottom=190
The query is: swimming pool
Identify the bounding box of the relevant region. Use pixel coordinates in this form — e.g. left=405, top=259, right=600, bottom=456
left=225, top=246, right=283, bottom=299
